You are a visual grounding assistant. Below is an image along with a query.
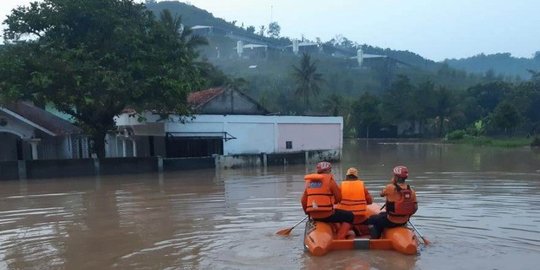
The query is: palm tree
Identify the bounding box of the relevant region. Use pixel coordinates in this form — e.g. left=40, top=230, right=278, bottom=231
left=322, top=94, right=344, bottom=116
left=292, top=53, right=324, bottom=109
left=158, top=9, right=207, bottom=56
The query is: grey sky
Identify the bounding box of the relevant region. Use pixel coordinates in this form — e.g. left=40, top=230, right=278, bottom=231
left=2, top=0, right=539, bottom=61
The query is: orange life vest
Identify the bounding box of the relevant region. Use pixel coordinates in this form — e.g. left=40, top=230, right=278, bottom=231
left=387, top=184, right=416, bottom=217
left=304, top=173, right=335, bottom=219
left=335, top=180, right=367, bottom=217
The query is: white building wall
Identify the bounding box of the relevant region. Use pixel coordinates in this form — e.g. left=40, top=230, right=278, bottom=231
left=277, top=123, right=341, bottom=152
left=115, top=113, right=343, bottom=156
left=225, top=122, right=274, bottom=154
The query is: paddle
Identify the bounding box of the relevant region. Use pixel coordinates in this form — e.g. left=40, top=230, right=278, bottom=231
left=408, top=220, right=431, bottom=245
left=276, top=216, right=308, bottom=236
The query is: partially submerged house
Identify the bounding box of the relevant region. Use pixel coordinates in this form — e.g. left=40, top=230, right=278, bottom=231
left=0, top=102, right=88, bottom=161
left=110, top=87, right=343, bottom=166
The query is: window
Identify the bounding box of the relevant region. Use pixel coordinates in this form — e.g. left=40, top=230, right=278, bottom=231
left=286, top=141, right=293, bottom=149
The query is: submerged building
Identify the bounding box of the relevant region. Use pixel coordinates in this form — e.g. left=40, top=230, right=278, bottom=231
left=110, top=87, right=343, bottom=167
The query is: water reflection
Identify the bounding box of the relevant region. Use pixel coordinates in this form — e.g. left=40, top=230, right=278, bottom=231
left=0, top=139, right=539, bottom=269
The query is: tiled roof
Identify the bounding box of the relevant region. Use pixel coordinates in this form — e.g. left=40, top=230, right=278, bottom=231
left=187, top=87, right=225, bottom=108
left=4, top=102, right=82, bottom=136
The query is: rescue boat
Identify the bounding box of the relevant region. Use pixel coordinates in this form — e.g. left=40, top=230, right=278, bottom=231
left=303, top=204, right=418, bottom=256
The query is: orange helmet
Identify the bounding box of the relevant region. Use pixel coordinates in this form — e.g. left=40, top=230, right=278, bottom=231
left=316, top=161, right=332, bottom=173
left=393, top=165, right=409, bottom=178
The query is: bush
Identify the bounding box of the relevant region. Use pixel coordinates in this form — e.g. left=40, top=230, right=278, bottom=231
left=531, top=137, right=540, bottom=147
left=446, top=130, right=466, bottom=140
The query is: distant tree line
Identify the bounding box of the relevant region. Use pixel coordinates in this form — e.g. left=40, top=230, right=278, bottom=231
left=283, top=55, right=540, bottom=139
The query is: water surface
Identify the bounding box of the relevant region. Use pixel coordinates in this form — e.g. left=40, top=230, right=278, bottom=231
left=1, top=140, right=539, bottom=269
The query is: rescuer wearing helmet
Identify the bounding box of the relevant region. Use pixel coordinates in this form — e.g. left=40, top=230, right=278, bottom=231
left=367, top=165, right=418, bottom=239
left=301, top=161, right=354, bottom=239
left=335, top=167, right=373, bottom=235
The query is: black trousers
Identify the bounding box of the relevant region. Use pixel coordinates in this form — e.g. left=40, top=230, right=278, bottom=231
left=314, top=209, right=354, bottom=224
left=367, top=212, right=406, bottom=238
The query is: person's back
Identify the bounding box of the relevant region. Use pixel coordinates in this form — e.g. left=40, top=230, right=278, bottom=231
left=300, top=161, right=354, bottom=239
left=367, top=165, right=417, bottom=239
left=303, top=173, right=338, bottom=219
left=383, top=179, right=417, bottom=224
left=335, top=167, right=373, bottom=218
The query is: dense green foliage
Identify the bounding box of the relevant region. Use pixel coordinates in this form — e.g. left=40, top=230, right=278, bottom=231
left=292, top=53, right=324, bottom=110
left=0, top=0, right=208, bottom=157
left=445, top=52, right=540, bottom=79
left=350, top=76, right=540, bottom=138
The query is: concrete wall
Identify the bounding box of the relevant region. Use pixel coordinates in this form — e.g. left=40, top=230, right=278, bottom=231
left=0, top=161, right=19, bottom=180
left=277, top=123, right=341, bottom=152
left=0, top=133, right=20, bottom=161
left=26, top=159, right=96, bottom=179
left=0, top=150, right=339, bottom=180
left=1, top=156, right=216, bottom=180
left=165, top=115, right=343, bottom=155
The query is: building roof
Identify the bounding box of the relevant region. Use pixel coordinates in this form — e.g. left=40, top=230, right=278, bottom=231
left=188, top=87, right=226, bottom=109
left=188, top=87, right=269, bottom=115
left=3, top=102, right=82, bottom=136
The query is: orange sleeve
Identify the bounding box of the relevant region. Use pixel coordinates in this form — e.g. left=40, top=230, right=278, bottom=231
left=381, top=183, right=393, bottom=197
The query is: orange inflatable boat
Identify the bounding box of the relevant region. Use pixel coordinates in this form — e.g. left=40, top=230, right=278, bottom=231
left=303, top=204, right=418, bottom=256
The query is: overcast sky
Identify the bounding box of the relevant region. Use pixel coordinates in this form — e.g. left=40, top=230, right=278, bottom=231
left=2, top=0, right=539, bottom=61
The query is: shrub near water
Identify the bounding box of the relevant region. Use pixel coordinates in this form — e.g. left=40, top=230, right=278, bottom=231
left=445, top=130, right=466, bottom=140
left=531, top=137, right=540, bottom=147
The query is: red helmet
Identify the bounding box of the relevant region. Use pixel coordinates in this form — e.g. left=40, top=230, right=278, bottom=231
left=316, top=161, right=332, bottom=173
left=393, top=166, right=409, bottom=178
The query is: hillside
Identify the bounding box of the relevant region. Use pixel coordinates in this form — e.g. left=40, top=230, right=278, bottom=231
left=144, top=1, right=500, bottom=115
left=146, top=1, right=441, bottom=70
left=445, top=53, right=540, bottom=79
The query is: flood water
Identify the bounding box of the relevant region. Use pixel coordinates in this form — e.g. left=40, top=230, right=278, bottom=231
left=1, top=139, right=540, bottom=270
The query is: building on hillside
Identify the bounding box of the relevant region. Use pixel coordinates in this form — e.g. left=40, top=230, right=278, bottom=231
left=0, top=102, right=88, bottom=161
left=108, top=87, right=343, bottom=165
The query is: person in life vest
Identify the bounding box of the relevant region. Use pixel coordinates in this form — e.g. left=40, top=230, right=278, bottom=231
left=367, top=165, right=418, bottom=239
left=301, top=161, right=354, bottom=239
left=335, top=167, right=373, bottom=235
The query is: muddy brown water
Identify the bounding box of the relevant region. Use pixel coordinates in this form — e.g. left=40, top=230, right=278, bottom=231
left=1, top=140, right=540, bottom=270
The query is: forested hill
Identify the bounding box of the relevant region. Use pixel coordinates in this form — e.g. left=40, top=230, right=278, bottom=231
left=445, top=53, right=540, bottom=79
left=145, top=1, right=439, bottom=70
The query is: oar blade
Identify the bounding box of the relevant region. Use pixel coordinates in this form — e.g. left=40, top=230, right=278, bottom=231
left=276, top=227, right=293, bottom=236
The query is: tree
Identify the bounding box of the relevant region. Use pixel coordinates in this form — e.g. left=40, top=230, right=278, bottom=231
left=381, top=75, right=414, bottom=124
left=351, top=92, right=381, bottom=138
left=492, top=101, right=522, bottom=135
left=267, top=21, right=281, bottom=38
left=246, top=25, right=256, bottom=34
left=0, top=0, right=208, bottom=157
left=322, top=94, right=344, bottom=116
left=259, top=25, right=266, bottom=36
left=292, top=53, right=324, bottom=109
left=432, top=86, right=456, bottom=137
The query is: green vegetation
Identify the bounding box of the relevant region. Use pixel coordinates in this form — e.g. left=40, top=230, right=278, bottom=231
left=446, top=136, right=533, bottom=148
left=445, top=52, right=540, bottom=79
left=0, top=0, right=211, bottom=157
left=292, top=53, right=324, bottom=111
